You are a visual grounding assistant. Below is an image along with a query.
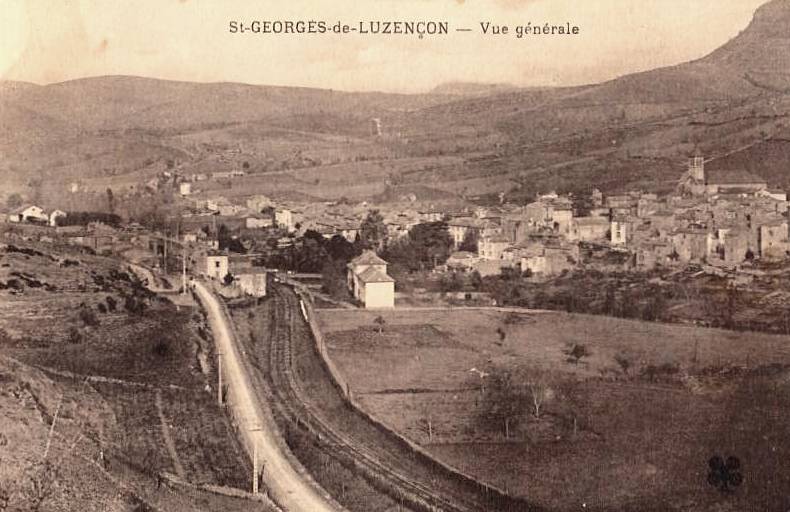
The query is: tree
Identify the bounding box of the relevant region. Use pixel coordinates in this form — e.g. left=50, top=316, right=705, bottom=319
left=564, top=343, right=591, bottom=365
left=522, top=371, right=550, bottom=418
left=481, top=367, right=525, bottom=438
left=439, top=272, right=463, bottom=293
left=407, top=221, right=453, bottom=269
left=295, top=237, right=329, bottom=273
left=67, top=326, right=83, bottom=344
left=614, top=352, right=632, bottom=375
left=373, top=315, right=386, bottom=334
left=5, top=193, right=23, bottom=210
left=358, top=210, right=387, bottom=251
left=469, top=270, right=483, bottom=291
left=14, top=460, right=61, bottom=511
left=106, top=187, right=115, bottom=213
left=458, top=229, right=479, bottom=253
left=326, top=234, right=358, bottom=262
left=321, top=259, right=349, bottom=299
left=223, top=273, right=234, bottom=286
left=557, top=379, right=583, bottom=437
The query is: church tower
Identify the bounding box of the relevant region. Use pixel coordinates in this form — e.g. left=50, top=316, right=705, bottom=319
left=689, top=152, right=705, bottom=183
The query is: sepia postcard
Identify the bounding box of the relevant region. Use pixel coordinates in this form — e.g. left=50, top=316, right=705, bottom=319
left=2, top=1, right=790, bottom=511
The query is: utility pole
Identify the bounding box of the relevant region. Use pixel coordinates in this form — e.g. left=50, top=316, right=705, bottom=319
left=253, top=441, right=259, bottom=494
left=163, top=227, right=168, bottom=275
left=182, top=245, right=187, bottom=295
left=251, top=431, right=263, bottom=495
left=217, top=352, right=223, bottom=405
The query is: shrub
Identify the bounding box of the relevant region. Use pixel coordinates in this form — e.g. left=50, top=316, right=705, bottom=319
left=152, top=339, right=169, bottom=357
left=79, top=306, right=99, bottom=327
left=67, top=327, right=83, bottom=344
left=564, top=343, right=591, bottom=364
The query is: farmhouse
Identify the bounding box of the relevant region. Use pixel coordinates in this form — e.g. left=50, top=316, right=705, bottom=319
left=205, top=253, right=229, bottom=280
left=570, top=216, right=609, bottom=242
left=478, top=236, right=511, bottom=260
left=759, top=220, right=789, bottom=260
left=234, top=269, right=268, bottom=297
left=49, top=209, right=66, bottom=227
left=275, top=209, right=294, bottom=231
left=7, top=205, right=48, bottom=224
left=347, top=251, right=395, bottom=308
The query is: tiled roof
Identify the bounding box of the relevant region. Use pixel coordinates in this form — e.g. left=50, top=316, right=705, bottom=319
left=351, top=250, right=388, bottom=266
left=573, top=217, right=609, bottom=226
left=356, top=267, right=395, bottom=283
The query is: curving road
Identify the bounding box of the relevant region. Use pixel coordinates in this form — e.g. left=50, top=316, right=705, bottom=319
left=192, top=281, right=344, bottom=512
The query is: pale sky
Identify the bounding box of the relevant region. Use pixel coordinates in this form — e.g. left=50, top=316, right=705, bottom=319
left=0, top=0, right=769, bottom=93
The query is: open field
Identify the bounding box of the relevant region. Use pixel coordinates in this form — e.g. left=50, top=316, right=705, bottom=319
left=318, top=308, right=790, bottom=511
left=0, top=239, right=266, bottom=511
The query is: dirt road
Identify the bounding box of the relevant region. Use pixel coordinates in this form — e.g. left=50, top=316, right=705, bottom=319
left=193, top=281, right=344, bottom=512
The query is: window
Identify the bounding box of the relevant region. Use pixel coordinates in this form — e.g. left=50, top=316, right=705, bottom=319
left=215, top=261, right=220, bottom=268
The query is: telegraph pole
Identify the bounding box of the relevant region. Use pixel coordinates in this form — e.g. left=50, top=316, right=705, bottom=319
left=251, top=431, right=263, bottom=495
left=182, top=245, right=187, bottom=294
left=217, top=352, right=223, bottom=405
left=253, top=441, right=259, bottom=494
left=163, top=227, right=168, bottom=274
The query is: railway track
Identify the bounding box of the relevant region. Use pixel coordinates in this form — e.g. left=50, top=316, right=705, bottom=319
left=262, top=285, right=536, bottom=512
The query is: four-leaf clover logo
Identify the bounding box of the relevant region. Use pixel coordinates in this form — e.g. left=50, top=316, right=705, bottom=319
left=707, top=455, right=743, bottom=493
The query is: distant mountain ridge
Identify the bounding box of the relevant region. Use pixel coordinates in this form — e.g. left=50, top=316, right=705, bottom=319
left=3, top=0, right=790, bottom=205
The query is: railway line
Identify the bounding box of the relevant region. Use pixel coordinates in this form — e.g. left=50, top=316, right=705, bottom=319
left=261, top=285, right=539, bottom=512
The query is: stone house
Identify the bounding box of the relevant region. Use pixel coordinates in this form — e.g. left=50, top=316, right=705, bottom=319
left=570, top=217, right=609, bottom=242
left=235, top=269, right=268, bottom=297
left=478, top=236, right=511, bottom=260
left=669, top=229, right=708, bottom=262
left=347, top=251, right=395, bottom=308
left=758, top=221, right=788, bottom=260
left=7, top=205, right=48, bottom=224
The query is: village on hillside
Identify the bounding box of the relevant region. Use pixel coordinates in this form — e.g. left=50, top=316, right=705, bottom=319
left=4, top=150, right=790, bottom=316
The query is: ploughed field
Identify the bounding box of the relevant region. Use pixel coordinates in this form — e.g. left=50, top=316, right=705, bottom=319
left=317, top=308, right=790, bottom=512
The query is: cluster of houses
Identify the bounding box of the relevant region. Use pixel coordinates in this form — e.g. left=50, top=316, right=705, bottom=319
left=439, top=155, right=789, bottom=276
left=181, top=194, right=295, bottom=232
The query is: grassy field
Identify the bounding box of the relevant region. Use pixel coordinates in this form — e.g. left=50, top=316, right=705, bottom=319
left=317, top=308, right=790, bottom=512
left=0, top=238, right=265, bottom=511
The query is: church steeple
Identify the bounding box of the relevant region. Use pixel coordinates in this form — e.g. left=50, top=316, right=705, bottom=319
left=689, top=148, right=705, bottom=183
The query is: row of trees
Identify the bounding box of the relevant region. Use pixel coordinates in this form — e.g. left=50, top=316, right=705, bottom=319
left=56, top=211, right=122, bottom=228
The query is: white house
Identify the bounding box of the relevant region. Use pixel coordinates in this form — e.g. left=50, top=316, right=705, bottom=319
left=275, top=209, right=294, bottom=231
left=49, top=209, right=67, bottom=227
left=478, top=236, right=511, bottom=260
left=246, top=216, right=274, bottom=229
left=235, top=270, right=268, bottom=297
left=205, top=254, right=229, bottom=280
left=347, top=251, right=395, bottom=308
left=8, top=205, right=48, bottom=224
left=611, top=219, right=629, bottom=246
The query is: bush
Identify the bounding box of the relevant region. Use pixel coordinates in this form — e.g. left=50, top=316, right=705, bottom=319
left=67, top=327, right=83, bottom=344
left=564, top=343, right=591, bottom=364
left=152, top=339, right=169, bottom=357
left=79, top=306, right=100, bottom=327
